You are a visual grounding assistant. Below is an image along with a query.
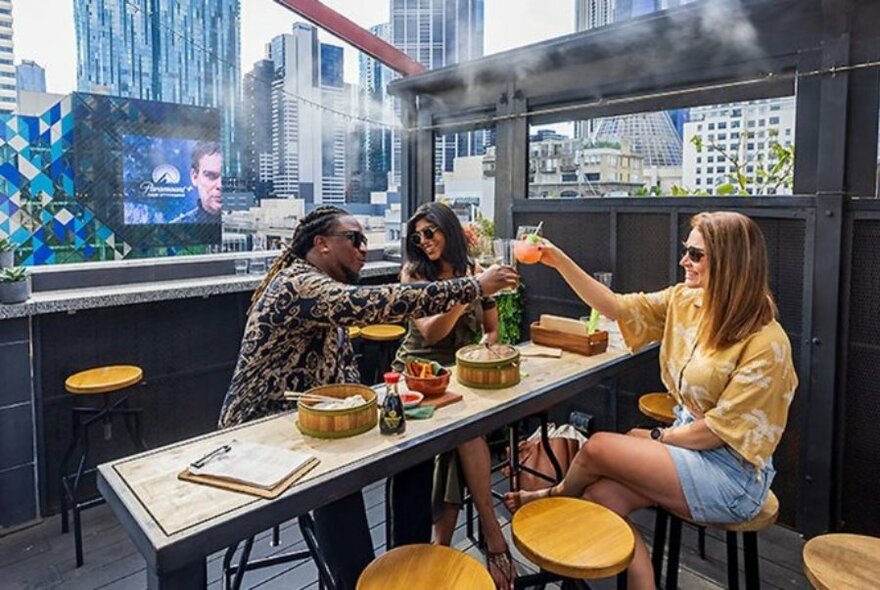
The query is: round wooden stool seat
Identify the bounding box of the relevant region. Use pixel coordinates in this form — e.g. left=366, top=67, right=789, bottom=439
left=803, top=533, right=880, bottom=589
left=357, top=544, right=494, bottom=590
left=673, top=490, right=779, bottom=531
left=360, top=324, right=406, bottom=342
left=348, top=326, right=362, bottom=340
left=512, top=497, right=635, bottom=580
left=638, top=392, right=676, bottom=424
left=65, top=365, right=143, bottom=395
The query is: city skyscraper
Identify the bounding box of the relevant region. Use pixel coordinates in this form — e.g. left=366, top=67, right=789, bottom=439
left=389, top=0, right=487, bottom=183
left=268, top=23, right=347, bottom=204
left=358, top=23, right=396, bottom=196
left=16, top=60, right=46, bottom=93
left=574, top=0, right=683, bottom=169
left=73, top=0, right=241, bottom=177
left=242, top=59, right=275, bottom=199
left=0, top=0, right=15, bottom=114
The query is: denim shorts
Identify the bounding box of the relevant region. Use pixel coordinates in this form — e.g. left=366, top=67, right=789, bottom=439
left=665, top=405, right=775, bottom=524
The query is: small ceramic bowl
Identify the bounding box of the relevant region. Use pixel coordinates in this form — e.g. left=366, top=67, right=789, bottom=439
left=400, top=391, right=424, bottom=408
left=404, top=368, right=451, bottom=397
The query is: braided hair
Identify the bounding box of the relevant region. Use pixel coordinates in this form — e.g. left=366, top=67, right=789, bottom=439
left=250, top=205, right=349, bottom=310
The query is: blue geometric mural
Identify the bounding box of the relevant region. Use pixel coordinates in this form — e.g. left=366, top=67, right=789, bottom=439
left=0, top=93, right=219, bottom=265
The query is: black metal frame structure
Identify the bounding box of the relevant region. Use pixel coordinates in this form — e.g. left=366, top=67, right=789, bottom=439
left=389, top=0, right=880, bottom=537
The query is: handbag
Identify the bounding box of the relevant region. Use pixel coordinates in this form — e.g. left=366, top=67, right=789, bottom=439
left=502, top=423, right=587, bottom=491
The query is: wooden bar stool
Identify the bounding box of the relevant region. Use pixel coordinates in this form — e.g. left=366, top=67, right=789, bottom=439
left=60, top=365, right=146, bottom=567
left=511, top=497, right=634, bottom=589
left=360, top=324, right=406, bottom=385
left=663, top=491, right=779, bottom=590
left=637, top=392, right=708, bottom=579
left=357, top=544, right=494, bottom=590
left=803, top=533, right=880, bottom=589
left=638, top=392, right=676, bottom=424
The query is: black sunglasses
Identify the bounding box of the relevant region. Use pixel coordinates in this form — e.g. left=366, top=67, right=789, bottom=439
left=328, top=231, right=368, bottom=248
left=409, top=225, right=440, bottom=246
left=681, top=242, right=706, bottom=263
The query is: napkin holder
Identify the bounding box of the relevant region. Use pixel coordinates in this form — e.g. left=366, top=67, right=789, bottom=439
left=530, top=322, right=608, bottom=356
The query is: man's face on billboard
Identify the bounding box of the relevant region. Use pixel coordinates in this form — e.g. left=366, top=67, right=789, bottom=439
left=192, top=152, right=222, bottom=215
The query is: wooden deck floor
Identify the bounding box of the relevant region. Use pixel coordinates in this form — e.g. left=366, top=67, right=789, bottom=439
left=1, top=474, right=808, bottom=590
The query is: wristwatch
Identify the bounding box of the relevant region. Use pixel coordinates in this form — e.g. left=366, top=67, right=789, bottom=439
left=650, top=426, right=665, bottom=442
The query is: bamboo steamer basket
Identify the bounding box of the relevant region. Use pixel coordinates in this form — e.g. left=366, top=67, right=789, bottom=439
left=295, top=383, right=378, bottom=439
left=455, top=344, right=521, bottom=389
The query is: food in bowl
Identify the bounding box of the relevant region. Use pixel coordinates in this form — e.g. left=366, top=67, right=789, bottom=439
left=404, top=367, right=451, bottom=397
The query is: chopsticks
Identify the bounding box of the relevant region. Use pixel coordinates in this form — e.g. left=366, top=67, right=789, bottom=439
left=282, top=391, right=342, bottom=403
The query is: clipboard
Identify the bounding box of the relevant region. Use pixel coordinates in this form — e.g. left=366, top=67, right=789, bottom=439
left=178, top=455, right=319, bottom=499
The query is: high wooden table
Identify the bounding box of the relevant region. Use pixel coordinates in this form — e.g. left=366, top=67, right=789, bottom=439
left=97, top=343, right=656, bottom=589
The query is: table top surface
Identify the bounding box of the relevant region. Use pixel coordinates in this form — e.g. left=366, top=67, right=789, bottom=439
left=97, top=341, right=646, bottom=571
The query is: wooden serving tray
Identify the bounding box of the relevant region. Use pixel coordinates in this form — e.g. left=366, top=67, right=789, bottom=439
left=420, top=390, right=463, bottom=409
left=530, top=322, right=609, bottom=356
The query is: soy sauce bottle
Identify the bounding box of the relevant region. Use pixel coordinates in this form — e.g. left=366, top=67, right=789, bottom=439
left=379, top=372, right=406, bottom=435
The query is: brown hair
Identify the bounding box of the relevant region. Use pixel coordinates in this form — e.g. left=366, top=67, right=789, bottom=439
left=692, top=211, right=777, bottom=349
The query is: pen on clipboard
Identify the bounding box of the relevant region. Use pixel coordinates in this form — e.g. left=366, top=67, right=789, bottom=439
left=190, top=444, right=232, bottom=469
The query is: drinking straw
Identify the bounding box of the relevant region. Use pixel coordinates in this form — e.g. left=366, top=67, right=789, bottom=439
left=534, top=221, right=543, bottom=235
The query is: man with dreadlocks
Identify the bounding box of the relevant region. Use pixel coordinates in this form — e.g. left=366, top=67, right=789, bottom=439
left=218, top=205, right=518, bottom=588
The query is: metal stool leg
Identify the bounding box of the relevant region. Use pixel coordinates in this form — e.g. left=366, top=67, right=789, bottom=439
left=665, top=515, right=682, bottom=590
left=230, top=536, right=254, bottom=590
left=59, top=405, right=83, bottom=534
left=743, top=531, right=760, bottom=590
left=300, top=513, right=338, bottom=590
left=698, top=525, right=707, bottom=559
left=726, top=530, right=740, bottom=590
left=651, top=508, right=668, bottom=587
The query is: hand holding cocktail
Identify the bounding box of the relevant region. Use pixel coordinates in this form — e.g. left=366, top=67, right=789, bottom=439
left=514, top=223, right=543, bottom=264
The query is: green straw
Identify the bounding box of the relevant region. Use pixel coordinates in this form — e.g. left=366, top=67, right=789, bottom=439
left=587, top=308, right=601, bottom=334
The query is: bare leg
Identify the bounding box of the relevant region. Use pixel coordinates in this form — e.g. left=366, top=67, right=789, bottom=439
left=584, top=478, right=657, bottom=590
left=433, top=503, right=459, bottom=546
left=457, top=437, right=514, bottom=589
left=503, top=432, right=690, bottom=518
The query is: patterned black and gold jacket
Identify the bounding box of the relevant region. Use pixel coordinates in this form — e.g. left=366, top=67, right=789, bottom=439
left=218, top=257, right=481, bottom=428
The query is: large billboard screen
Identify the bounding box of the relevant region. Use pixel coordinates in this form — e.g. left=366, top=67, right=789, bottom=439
left=122, top=135, right=222, bottom=225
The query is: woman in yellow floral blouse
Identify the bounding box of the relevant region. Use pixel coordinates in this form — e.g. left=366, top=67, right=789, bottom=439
left=503, top=211, right=798, bottom=590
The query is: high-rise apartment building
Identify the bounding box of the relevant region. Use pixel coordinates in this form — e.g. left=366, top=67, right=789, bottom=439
left=0, top=0, right=15, bottom=114
left=389, top=0, right=487, bottom=183
left=16, top=60, right=45, bottom=93
left=358, top=23, right=396, bottom=196
left=242, top=59, right=275, bottom=199
left=268, top=23, right=347, bottom=204
left=73, top=0, right=241, bottom=176
left=682, top=98, right=795, bottom=195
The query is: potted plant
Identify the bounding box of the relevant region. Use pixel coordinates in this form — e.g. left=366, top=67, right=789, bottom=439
left=0, top=237, right=13, bottom=270
left=0, top=266, right=31, bottom=304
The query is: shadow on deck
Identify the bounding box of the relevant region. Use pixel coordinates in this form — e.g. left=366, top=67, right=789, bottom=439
left=1, top=473, right=808, bottom=589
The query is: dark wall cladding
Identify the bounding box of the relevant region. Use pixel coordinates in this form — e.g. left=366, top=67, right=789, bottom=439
left=616, top=213, right=671, bottom=294
left=514, top=202, right=810, bottom=529
left=36, top=292, right=250, bottom=514
left=841, top=218, right=880, bottom=536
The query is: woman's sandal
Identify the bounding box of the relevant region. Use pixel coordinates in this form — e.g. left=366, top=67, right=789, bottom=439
left=486, top=547, right=516, bottom=590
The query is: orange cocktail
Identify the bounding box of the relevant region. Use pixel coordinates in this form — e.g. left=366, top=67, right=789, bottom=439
left=515, top=232, right=542, bottom=264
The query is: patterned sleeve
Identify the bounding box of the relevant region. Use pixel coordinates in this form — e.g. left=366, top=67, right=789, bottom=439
left=263, top=270, right=481, bottom=329
left=614, top=286, right=674, bottom=352
left=703, top=326, right=798, bottom=469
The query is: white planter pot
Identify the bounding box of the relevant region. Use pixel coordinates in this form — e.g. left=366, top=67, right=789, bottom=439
left=0, top=250, right=13, bottom=270
left=0, top=276, right=31, bottom=304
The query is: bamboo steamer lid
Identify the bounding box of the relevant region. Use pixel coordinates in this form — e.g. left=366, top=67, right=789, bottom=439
left=455, top=344, right=520, bottom=389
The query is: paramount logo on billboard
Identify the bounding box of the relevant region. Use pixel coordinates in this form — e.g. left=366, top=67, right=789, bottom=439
left=139, top=164, right=188, bottom=199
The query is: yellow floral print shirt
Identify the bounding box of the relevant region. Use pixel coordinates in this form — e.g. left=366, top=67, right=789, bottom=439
left=616, top=284, right=798, bottom=469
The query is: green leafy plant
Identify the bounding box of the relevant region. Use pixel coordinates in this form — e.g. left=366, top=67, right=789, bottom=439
left=689, top=131, right=794, bottom=196
left=0, top=267, right=28, bottom=282
left=496, top=285, right=524, bottom=344
left=0, top=237, right=12, bottom=252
